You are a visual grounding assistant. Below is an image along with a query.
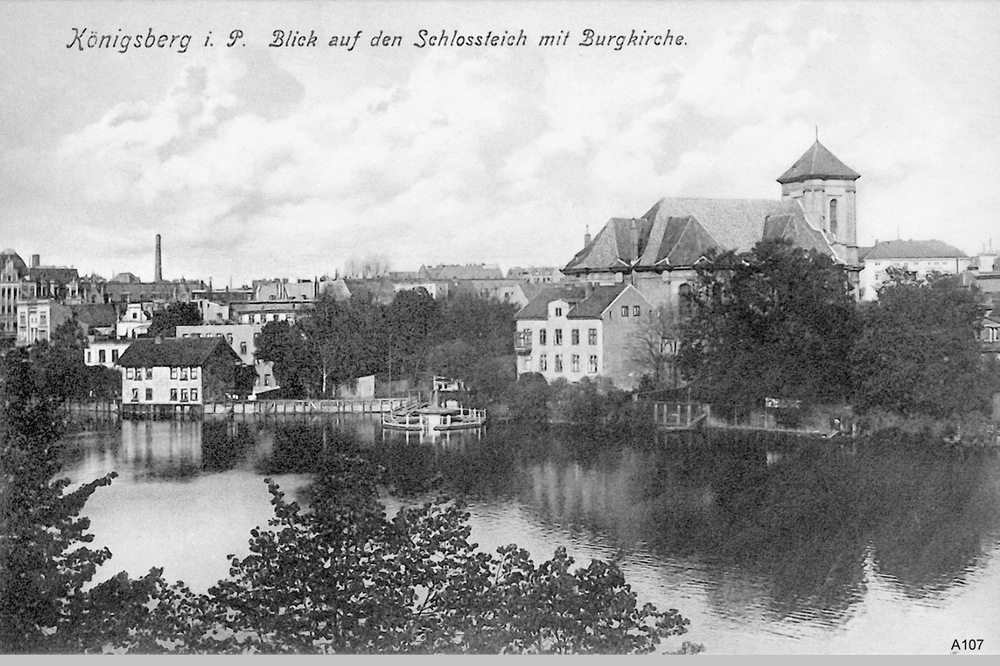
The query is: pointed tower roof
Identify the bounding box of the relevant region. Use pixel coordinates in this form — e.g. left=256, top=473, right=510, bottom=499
left=777, top=140, right=860, bottom=184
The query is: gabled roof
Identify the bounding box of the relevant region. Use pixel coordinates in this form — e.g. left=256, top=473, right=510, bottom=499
left=71, top=303, right=118, bottom=328
left=567, top=284, right=649, bottom=319
left=763, top=213, right=838, bottom=258
left=117, top=337, right=239, bottom=368
left=564, top=217, right=653, bottom=272
left=642, top=198, right=796, bottom=254
left=514, top=285, right=588, bottom=320
left=859, top=239, right=967, bottom=260
left=638, top=215, right=721, bottom=267
left=777, top=140, right=860, bottom=184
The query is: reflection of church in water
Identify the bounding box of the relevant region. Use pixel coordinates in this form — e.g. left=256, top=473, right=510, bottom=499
left=563, top=139, right=862, bottom=308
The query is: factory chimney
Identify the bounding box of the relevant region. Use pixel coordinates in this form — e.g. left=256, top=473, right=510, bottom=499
left=155, top=234, right=162, bottom=282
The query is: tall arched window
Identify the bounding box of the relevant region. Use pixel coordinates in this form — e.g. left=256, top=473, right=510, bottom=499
left=829, top=199, right=839, bottom=236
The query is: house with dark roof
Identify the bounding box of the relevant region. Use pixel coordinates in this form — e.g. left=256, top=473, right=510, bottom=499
left=857, top=239, right=971, bottom=300
left=562, top=140, right=862, bottom=310
left=515, top=283, right=653, bottom=389
left=117, top=337, right=247, bottom=408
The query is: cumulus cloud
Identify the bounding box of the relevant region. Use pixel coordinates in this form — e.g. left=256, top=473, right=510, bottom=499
left=6, top=1, right=998, bottom=282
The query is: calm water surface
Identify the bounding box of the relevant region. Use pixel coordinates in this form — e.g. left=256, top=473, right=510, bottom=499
left=58, top=416, right=1000, bottom=654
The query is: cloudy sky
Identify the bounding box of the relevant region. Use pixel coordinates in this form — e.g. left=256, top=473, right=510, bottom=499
left=2, top=0, right=998, bottom=285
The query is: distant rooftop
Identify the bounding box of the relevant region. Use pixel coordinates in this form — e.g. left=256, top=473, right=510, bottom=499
left=859, top=239, right=967, bottom=260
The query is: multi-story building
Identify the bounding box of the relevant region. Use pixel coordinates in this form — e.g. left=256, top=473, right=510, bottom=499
left=116, top=302, right=153, bottom=339
left=858, top=239, right=972, bottom=300
left=562, top=140, right=862, bottom=311
left=515, top=283, right=653, bottom=390
left=15, top=299, right=73, bottom=346
left=176, top=323, right=278, bottom=395
left=116, top=337, right=245, bottom=406
left=507, top=266, right=565, bottom=284
left=231, top=300, right=312, bottom=325
left=85, top=339, right=132, bottom=368
left=1, top=249, right=31, bottom=343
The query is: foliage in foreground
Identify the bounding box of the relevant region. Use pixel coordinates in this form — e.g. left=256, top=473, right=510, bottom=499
left=1, top=352, right=699, bottom=654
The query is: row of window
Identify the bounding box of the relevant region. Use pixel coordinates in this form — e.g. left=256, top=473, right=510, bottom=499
left=530, top=327, right=599, bottom=346
left=527, top=353, right=598, bottom=374
left=124, top=366, right=200, bottom=380
left=130, top=387, right=199, bottom=402
left=87, top=348, right=120, bottom=364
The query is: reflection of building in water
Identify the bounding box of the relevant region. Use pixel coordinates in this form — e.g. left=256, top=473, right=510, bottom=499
left=118, top=421, right=202, bottom=475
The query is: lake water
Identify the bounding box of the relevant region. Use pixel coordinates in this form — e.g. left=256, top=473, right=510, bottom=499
left=58, top=416, right=1000, bottom=655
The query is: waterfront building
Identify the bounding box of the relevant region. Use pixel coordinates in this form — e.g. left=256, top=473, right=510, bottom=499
left=515, top=283, right=653, bottom=390
left=117, top=336, right=245, bottom=407
left=562, top=140, right=862, bottom=311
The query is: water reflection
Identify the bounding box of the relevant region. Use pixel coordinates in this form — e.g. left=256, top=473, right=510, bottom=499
left=57, top=417, right=1000, bottom=653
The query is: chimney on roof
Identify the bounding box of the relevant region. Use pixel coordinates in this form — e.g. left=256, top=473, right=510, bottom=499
left=155, top=234, right=162, bottom=282
left=584, top=225, right=591, bottom=248
left=31, top=254, right=40, bottom=268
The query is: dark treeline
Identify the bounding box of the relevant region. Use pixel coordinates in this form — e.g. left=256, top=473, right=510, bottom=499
left=257, top=289, right=516, bottom=406
left=677, top=239, right=1000, bottom=431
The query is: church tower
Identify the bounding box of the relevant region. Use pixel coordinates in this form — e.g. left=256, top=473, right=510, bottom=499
left=777, top=140, right=860, bottom=262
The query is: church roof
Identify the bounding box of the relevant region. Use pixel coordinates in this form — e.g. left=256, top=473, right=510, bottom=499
left=859, top=239, right=967, bottom=260
left=777, top=140, right=860, bottom=184
left=564, top=196, right=842, bottom=275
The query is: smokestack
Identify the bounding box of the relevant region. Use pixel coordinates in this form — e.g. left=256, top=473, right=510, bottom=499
left=31, top=254, right=40, bottom=268
left=155, top=234, right=162, bottom=282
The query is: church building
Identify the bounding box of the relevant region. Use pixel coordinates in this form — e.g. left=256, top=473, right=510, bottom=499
left=561, top=140, right=862, bottom=310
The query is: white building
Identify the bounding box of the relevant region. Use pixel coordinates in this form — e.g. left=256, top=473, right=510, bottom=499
left=117, top=337, right=244, bottom=406
left=515, top=283, right=653, bottom=390
left=85, top=339, right=131, bottom=368
left=116, top=302, right=152, bottom=338
left=859, top=240, right=971, bottom=300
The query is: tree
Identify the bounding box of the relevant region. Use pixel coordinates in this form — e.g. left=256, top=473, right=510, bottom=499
left=0, top=349, right=162, bottom=653
left=30, top=317, right=89, bottom=401
left=631, top=304, right=682, bottom=390
left=148, top=302, right=202, bottom=338
left=256, top=320, right=315, bottom=398
left=679, top=239, right=858, bottom=411
left=850, top=273, right=993, bottom=418
left=109, top=453, right=698, bottom=654
left=386, top=289, right=442, bottom=380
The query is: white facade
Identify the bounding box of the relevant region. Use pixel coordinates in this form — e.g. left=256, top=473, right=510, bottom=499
left=121, top=364, right=205, bottom=405
left=85, top=340, right=131, bottom=368
left=860, top=255, right=973, bottom=300
left=517, top=300, right=604, bottom=383
left=515, top=284, right=653, bottom=390
left=116, top=302, right=152, bottom=338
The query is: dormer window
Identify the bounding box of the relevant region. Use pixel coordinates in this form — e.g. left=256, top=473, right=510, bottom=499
left=555, top=307, right=563, bottom=317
